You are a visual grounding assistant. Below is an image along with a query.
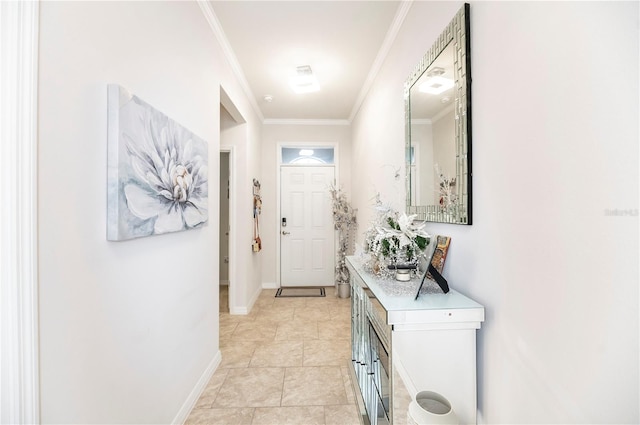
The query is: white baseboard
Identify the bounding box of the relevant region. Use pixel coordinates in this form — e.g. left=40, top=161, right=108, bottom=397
left=230, top=290, right=255, bottom=315
left=393, top=355, right=418, bottom=397
left=230, top=284, right=263, bottom=315
left=262, top=281, right=278, bottom=289
left=228, top=283, right=273, bottom=315
left=172, top=350, right=221, bottom=425
left=248, top=284, right=261, bottom=310
left=230, top=306, right=248, bottom=314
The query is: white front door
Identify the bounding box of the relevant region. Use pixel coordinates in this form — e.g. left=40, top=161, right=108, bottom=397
left=280, top=166, right=335, bottom=287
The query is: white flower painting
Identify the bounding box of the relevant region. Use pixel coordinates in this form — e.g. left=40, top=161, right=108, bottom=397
left=107, top=84, right=208, bottom=241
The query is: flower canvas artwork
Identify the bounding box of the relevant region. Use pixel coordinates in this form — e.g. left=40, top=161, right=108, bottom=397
left=107, top=84, right=208, bottom=241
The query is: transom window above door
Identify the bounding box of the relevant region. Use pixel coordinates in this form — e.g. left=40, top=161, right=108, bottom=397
left=281, top=147, right=334, bottom=165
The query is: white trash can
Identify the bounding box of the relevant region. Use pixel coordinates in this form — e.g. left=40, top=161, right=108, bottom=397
left=407, top=391, right=458, bottom=425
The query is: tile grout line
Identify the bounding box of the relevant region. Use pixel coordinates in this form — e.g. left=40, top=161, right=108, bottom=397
left=188, top=289, right=360, bottom=424
left=279, top=365, right=287, bottom=409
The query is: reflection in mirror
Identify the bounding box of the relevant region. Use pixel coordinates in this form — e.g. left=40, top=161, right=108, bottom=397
left=409, top=41, right=456, bottom=207
left=406, top=4, right=471, bottom=224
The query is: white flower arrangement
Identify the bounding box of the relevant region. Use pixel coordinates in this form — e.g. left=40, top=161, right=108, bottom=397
left=363, top=196, right=430, bottom=276
left=435, top=163, right=457, bottom=209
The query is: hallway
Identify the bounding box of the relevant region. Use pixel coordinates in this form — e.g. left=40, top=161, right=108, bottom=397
left=186, top=288, right=360, bottom=424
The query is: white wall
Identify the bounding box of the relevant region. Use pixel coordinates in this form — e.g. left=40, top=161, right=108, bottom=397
left=352, top=1, right=638, bottom=423
left=239, top=115, right=264, bottom=309
left=220, top=103, right=263, bottom=313
left=411, top=122, right=435, bottom=205
left=432, top=108, right=456, bottom=181
left=38, top=2, right=261, bottom=423
left=260, top=123, right=352, bottom=286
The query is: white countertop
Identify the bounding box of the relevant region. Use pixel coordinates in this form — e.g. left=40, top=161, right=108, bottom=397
left=346, top=256, right=485, bottom=328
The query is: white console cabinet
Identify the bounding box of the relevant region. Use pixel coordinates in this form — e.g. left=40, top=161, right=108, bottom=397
left=346, top=256, right=484, bottom=425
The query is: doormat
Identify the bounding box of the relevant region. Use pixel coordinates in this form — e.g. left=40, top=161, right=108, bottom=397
left=275, top=287, right=326, bottom=298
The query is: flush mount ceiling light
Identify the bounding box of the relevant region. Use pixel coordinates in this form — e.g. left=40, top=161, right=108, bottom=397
left=290, top=65, right=320, bottom=94
left=419, top=67, right=454, bottom=95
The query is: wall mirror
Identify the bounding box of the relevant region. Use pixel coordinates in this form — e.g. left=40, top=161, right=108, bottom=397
left=405, top=3, right=472, bottom=224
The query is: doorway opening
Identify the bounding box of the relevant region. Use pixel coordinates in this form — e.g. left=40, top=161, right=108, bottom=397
left=219, top=151, right=230, bottom=312
left=219, top=86, right=245, bottom=314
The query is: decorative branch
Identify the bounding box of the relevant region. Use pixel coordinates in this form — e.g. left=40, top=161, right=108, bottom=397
left=329, top=184, right=357, bottom=286
left=435, top=163, right=457, bottom=209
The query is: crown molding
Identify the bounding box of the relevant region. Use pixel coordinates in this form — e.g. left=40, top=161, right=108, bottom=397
left=263, top=119, right=350, bottom=126
left=198, top=1, right=264, bottom=122
left=431, top=103, right=455, bottom=123
left=348, top=0, right=413, bottom=122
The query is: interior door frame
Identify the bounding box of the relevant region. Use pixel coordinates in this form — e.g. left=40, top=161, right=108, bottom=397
left=1, top=1, right=40, bottom=423
left=276, top=141, right=339, bottom=288
left=219, top=145, right=237, bottom=313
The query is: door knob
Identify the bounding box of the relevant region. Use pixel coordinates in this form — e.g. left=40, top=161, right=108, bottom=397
left=282, top=231, right=290, bottom=235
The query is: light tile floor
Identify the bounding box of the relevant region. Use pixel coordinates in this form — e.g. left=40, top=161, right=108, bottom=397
left=185, top=287, right=360, bottom=425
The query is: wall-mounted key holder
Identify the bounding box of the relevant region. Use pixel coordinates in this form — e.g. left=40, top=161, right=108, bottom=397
left=252, top=178, right=262, bottom=252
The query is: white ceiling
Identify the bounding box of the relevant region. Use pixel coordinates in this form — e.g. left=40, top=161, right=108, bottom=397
left=209, top=1, right=409, bottom=123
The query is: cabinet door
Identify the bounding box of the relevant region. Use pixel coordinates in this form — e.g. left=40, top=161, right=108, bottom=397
left=350, top=276, right=368, bottom=386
